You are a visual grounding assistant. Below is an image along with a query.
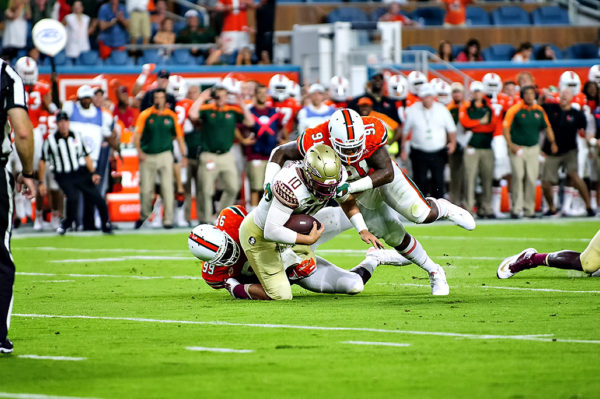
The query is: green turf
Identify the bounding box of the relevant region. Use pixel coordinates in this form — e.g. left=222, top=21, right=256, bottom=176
left=2, top=220, right=599, bottom=399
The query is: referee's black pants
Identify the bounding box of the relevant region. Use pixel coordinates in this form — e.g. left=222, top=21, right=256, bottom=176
left=55, top=169, right=110, bottom=231
left=0, top=166, right=15, bottom=342
left=410, top=147, right=448, bottom=199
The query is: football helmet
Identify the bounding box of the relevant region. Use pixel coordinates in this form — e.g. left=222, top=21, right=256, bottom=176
left=303, top=143, right=343, bottom=199
left=328, top=108, right=366, bottom=164
left=188, top=224, right=240, bottom=267
left=329, top=75, right=350, bottom=102
left=168, top=75, right=188, bottom=102
left=588, top=65, right=600, bottom=85
left=287, top=81, right=301, bottom=99
left=435, top=80, right=452, bottom=105
left=387, top=75, right=408, bottom=100
left=482, top=73, right=503, bottom=97
left=15, top=56, right=38, bottom=86
left=407, top=71, right=427, bottom=95
left=269, top=74, right=290, bottom=102
left=559, top=71, right=581, bottom=95
left=221, top=76, right=242, bottom=104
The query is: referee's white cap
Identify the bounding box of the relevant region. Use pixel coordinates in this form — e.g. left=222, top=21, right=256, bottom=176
left=77, top=85, right=94, bottom=99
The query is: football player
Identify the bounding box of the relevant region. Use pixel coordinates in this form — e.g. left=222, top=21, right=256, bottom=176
left=267, top=108, right=477, bottom=295
left=497, top=229, right=600, bottom=278
left=406, top=71, right=427, bottom=107
left=238, top=144, right=383, bottom=300
left=328, top=75, right=351, bottom=109
left=386, top=74, right=409, bottom=124
left=268, top=74, right=300, bottom=138
left=190, top=205, right=410, bottom=300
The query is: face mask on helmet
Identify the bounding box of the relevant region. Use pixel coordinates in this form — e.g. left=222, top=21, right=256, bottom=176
left=15, top=57, right=38, bottom=86
left=328, top=109, right=366, bottom=164
left=269, top=74, right=290, bottom=102
left=188, top=225, right=240, bottom=266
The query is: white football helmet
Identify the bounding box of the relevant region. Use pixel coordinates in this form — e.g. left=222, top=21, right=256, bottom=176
left=328, top=108, right=366, bottom=164
left=329, top=75, right=350, bottom=102
left=15, top=56, right=38, bottom=86
left=482, top=73, right=503, bottom=97
left=588, top=65, right=600, bottom=85
left=407, top=71, right=427, bottom=95
left=220, top=76, right=242, bottom=104
left=559, top=71, right=581, bottom=95
left=168, top=75, right=188, bottom=102
left=269, top=74, right=290, bottom=102
left=287, top=81, right=301, bottom=100
left=435, top=80, right=452, bottom=105
left=188, top=224, right=240, bottom=267
left=387, top=75, right=408, bottom=100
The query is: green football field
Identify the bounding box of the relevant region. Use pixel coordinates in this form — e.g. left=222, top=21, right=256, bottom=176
left=2, top=219, right=599, bottom=399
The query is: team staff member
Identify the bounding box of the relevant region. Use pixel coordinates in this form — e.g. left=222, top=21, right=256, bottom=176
left=503, top=85, right=557, bottom=218
left=189, top=85, right=254, bottom=223
left=0, top=60, right=36, bottom=353
left=134, top=89, right=186, bottom=229
left=38, top=112, right=113, bottom=235
left=459, top=81, right=500, bottom=218
left=447, top=82, right=466, bottom=206
left=541, top=89, right=593, bottom=216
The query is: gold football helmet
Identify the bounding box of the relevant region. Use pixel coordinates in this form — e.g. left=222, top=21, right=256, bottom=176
left=303, top=144, right=343, bottom=199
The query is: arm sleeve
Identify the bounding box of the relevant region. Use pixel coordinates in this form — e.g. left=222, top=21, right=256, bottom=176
left=263, top=197, right=298, bottom=245
left=2, top=63, right=28, bottom=111
left=503, top=104, right=519, bottom=129
left=458, top=103, right=480, bottom=129
left=135, top=110, right=148, bottom=134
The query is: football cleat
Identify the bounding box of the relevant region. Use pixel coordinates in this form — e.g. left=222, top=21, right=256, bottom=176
left=437, top=198, right=476, bottom=231
left=0, top=338, right=13, bottom=354
left=497, top=248, right=537, bottom=279
left=429, top=266, right=449, bottom=296
left=590, top=269, right=600, bottom=277
left=366, top=247, right=411, bottom=266
left=287, top=258, right=317, bottom=281
left=33, top=217, right=43, bottom=231
left=56, top=225, right=66, bottom=235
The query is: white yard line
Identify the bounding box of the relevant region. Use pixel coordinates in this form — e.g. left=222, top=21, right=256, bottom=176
left=17, top=247, right=190, bottom=255
left=49, top=256, right=193, bottom=263
left=342, top=341, right=411, bottom=348
left=17, top=355, right=86, bottom=361
left=12, top=313, right=600, bottom=345
left=376, top=282, right=600, bottom=294
left=17, top=272, right=202, bottom=281
left=0, top=393, right=100, bottom=399
left=186, top=346, right=254, bottom=353
left=317, top=249, right=502, bottom=260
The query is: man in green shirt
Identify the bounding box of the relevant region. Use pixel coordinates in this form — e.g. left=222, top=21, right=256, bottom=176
left=189, top=85, right=254, bottom=222
left=176, top=10, right=217, bottom=59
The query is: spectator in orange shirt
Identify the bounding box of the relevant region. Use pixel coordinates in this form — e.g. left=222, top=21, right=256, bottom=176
left=379, top=2, right=418, bottom=26
left=441, top=0, right=471, bottom=27
left=216, top=0, right=253, bottom=55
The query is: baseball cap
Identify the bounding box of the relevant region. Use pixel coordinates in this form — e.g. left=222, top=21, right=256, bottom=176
left=56, top=111, right=69, bottom=122
left=77, top=84, right=94, bottom=99
left=357, top=97, right=373, bottom=106
left=94, top=87, right=104, bottom=95
left=469, top=81, right=485, bottom=93
left=371, top=72, right=384, bottom=80
left=418, top=83, right=436, bottom=98
left=184, top=9, right=199, bottom=18
left=308, top=83, right=325, bottom=94
left=157, top=69, right=170, bottom=79
left=450, top=82, right=464, bottom=92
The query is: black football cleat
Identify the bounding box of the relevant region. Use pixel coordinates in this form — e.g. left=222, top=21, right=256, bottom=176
left=0, top=338, right=13, bottom=354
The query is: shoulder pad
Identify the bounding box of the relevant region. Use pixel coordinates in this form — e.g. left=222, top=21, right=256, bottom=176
left=273, top=180, right=299, bottom=209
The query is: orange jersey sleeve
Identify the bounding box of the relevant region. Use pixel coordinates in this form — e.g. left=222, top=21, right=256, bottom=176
left=361, top=116, right=388, bottom=158
left=175, top=98, right=193, bottom=127
left=297, top=121, right=331, bottom=156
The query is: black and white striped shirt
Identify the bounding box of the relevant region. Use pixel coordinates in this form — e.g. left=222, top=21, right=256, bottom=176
left=41, top=130, right=90, bottom=174
left=1, top=60, right=28, bottom=158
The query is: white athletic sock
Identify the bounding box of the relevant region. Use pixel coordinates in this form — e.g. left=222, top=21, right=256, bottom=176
left=397, top=235, right=438, bottom=273
left=492, top=186, right=501, bottom=216
left=591, top=191, right=597, bottom=211
left=563, top=186, right=573, bottom=213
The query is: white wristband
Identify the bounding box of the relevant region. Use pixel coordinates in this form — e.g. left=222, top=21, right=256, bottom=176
left=264, top=162, right=281, bottom=188
left=348, top=176, right=373, bottom=194
left=135, top=74, right=147, bottom=86
left=350, top=213, right=368, bottom=233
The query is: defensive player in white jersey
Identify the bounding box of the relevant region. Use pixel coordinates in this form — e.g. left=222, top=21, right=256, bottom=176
left=238, top=144, right=383, bottom=300
left=267, top=109, right=477, bottom=295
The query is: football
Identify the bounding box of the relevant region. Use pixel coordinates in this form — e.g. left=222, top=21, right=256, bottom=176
left=284, top=214, right=322, bottom=235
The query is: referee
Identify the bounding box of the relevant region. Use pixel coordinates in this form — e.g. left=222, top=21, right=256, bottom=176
left=1, top=60, right=36, bottom=353
left=38, top=111, right=113, bottom=235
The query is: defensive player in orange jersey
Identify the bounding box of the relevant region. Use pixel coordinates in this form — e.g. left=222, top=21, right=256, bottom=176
left=189, top=204, right=411, bottom=300
left=266, top=109, right=477, bottom=295
left=267, top=74, right=300, bottom=137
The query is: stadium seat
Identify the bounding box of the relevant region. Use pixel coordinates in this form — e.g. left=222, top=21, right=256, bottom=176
left=278, top=0, right=303, bottom=3
left=532, top=43, right=563, bottom=60
left=168, top=49, right=193, bottom=65
left=139, top=49, right=164, bottom=65
left=370, top=7, right=387, bottom=22
left=173, top=20, right=188, bottom=34
left=327, top=7, right=369, bottom=23
left=465, top=6, right=491, bottom=26
left=564, top=43, right=599, bottom=59
left=491, top=6, right=531, bottom=25
left=452, top=45, right=465, bottom=59
left=482, top=44, right=516, bottom=61
left=79, top=50, right=101, bottom=66
left=194, top=55, right=207, bottom=65
left=104, top=50, right=134, bottom=66
left=405, top=45, right=436, bottom=54
left=52, top=50, right=71, bottom=66
left=531, top=6, right=569, bottom=25
left=410, top=7, right=445, bottom=26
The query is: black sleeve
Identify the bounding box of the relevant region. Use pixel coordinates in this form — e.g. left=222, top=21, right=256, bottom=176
left=578, top=110, right=587, bottom=130
left=140, top=90, right=153, bottom=112
left=167, top=94, right=177, bottom=111
left=1, top=62, right=28, bottom=112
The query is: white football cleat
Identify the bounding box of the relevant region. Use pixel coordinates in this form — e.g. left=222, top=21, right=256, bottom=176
left=366, top=247, right=411, bottom=266
left=590, top=269, right=600, bottom=277
left=429, top=265, right=449, bottom=296
left=437, top=198, right=476, bottom=231
left=33, top=217, right=43, bottom=231
left=497, top=248, right=537, bottom=279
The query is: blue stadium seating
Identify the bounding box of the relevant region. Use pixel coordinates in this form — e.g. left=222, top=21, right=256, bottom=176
left=532, top=6, right=569, bottom=25
left=39, top=50, right=73, bottom=67
left=277, top=0, right=303, bottom=3
left=194, top=55, right=206, bottom=65
left=79, top=50, right=101, bottom=66
left=168, top=49, right=193, bottom=65
left=410, top=7, right=445, bottom=26
left=465, top=6, right=491, bottom=26
left=564, top=43, right=599, bottom=59
left=173, top=20, right=188, bottom=34
left=405, top=45, right=436, bottom=54
left=452, top=45, right=465, bottom=59
left=491, top=6, right=531, bottom=25
left=327, top=7, right=369, bottom=23
left=139, top=49, right=165, bottom=65
left=532, top=43, right=563, bottom=60
left=370, top=7, right=388, bottom=22
left=104, top=50, right=134, bottom=66
left=482, top=44, right=516, bottom=61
